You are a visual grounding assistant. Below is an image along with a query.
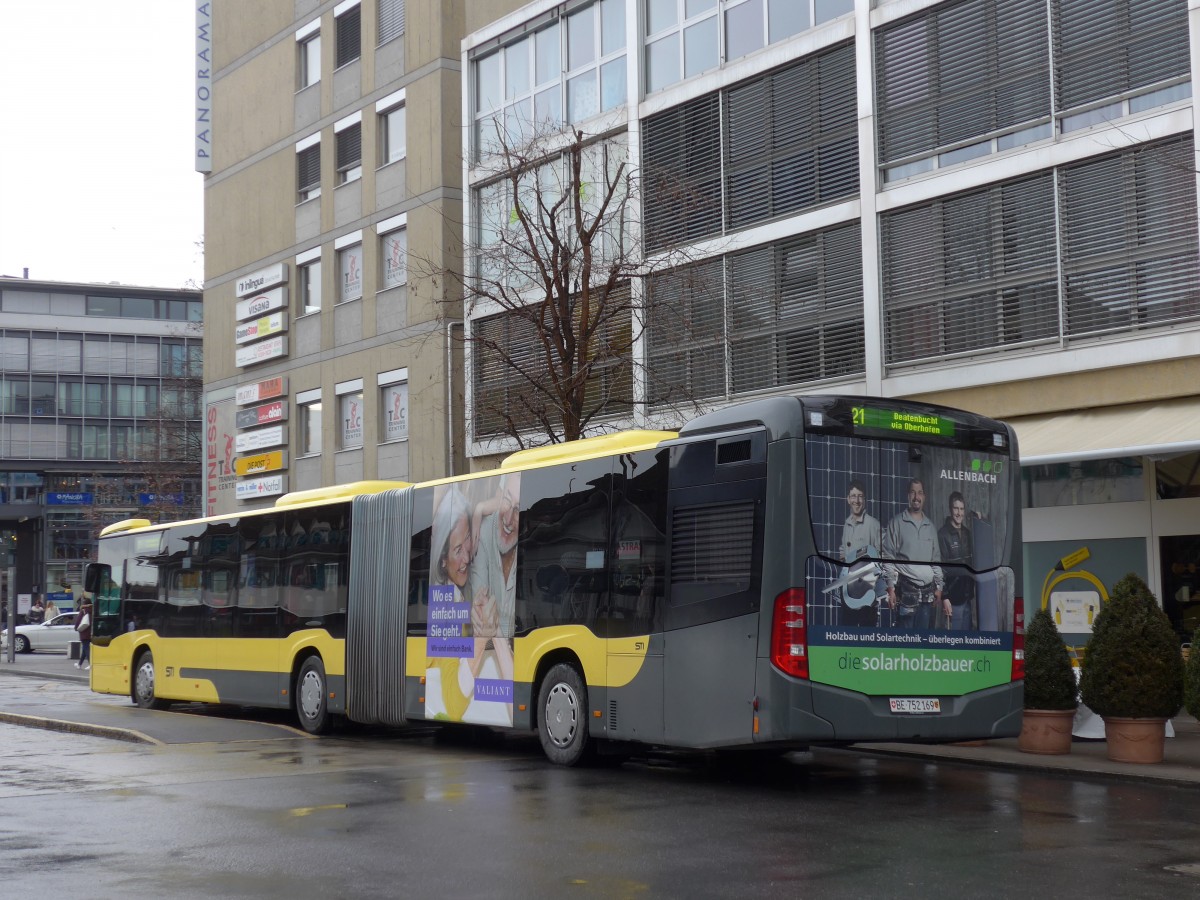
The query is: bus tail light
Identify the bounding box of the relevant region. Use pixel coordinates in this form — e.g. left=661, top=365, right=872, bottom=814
left=1011, top=595, right=1025, bottom=681
left=771, top=588, right=808, bottom=680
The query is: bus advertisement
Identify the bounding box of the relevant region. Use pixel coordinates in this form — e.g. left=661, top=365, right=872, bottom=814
left=85, top=395, right=1023, bottom=764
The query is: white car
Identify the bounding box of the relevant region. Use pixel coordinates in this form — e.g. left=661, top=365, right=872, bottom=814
left=1, top=613, right=80, bottom=653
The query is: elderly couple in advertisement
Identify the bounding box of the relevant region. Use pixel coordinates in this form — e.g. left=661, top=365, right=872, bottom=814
left=840, top=477, right=976, bottom=631
left=426, top=473, right=521, bottom=726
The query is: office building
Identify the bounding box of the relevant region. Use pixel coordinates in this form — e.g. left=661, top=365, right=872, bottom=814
left=460, top=0, right=1200, bottom=632
left=202, top=0, right=464, bottom=516
left=0, top=276, right=202, bottom=605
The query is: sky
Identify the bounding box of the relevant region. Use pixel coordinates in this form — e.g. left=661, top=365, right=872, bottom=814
left=0, top=2, right=204, bottom=290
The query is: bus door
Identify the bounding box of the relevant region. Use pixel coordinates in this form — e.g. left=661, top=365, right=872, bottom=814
left=662, top=434, right=766, bottom=748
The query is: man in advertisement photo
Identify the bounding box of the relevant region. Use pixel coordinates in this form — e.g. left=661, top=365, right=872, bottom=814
left=883, top=478, right=948, bottom=630
left=840, top=478, right=884, bottom=627
left=938, top=491, right=976, bottom=630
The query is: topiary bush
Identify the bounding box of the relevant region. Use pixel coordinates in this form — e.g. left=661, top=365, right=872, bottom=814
left=1185, top=627, right=1200, bottom=721
left=1080, top=573, right=1183, bottom=720
left=1024, top=607, right=1077, bottom=710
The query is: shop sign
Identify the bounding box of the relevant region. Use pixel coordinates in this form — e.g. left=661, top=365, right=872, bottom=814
left=235, top=425, right=287, bottom=453
left=235, top=335, right=287, bottom=367
left=235, top=262, right=287, bottom=298
left=235, top=474, right=287, bottom=501
left=46, top=492, right=93, bottom=505
left=235, top=401, right=288, bottom=429
left=236, top=376, right=287, bottom=406
left=234, top=450, right=288, bottom=477
left=235, top=286, right=287, bottom=322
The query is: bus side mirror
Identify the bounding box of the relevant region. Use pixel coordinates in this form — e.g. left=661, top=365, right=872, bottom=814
left=84, top=563, right=106, bottom=594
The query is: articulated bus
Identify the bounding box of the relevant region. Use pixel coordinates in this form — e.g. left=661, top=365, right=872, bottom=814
left=86, top=395, right=1023, bottom=764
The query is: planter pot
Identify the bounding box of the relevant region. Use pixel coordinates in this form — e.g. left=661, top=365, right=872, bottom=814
left=1102, top=716, right=1167, bottom=764
left=1018, top=708, right=1075, bottom=755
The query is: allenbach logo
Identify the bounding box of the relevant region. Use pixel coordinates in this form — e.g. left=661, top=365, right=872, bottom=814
left=940, top=458, right=1001, bottom=485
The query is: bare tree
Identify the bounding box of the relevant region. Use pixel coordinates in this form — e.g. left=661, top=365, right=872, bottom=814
left=448, top=123, right=721, bottom=448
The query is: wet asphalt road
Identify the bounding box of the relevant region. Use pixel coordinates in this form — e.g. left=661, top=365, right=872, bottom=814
left=1, top=677, right=1200, bottom=897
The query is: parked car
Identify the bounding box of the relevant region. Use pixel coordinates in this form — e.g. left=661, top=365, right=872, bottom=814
left=0, top=612, right=79, bottom=653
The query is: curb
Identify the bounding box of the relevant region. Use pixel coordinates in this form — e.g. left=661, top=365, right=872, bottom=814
left=0, top=711, right=161, bottom=745
left=846, top=743, right=1200, bottom=789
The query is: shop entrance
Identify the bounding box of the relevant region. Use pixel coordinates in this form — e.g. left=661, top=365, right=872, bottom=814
left=1159, top=535, right=1200, bottom=643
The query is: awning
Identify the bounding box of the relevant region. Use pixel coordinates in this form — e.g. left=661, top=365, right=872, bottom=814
left=1011, top=398, right=1200, bottom=465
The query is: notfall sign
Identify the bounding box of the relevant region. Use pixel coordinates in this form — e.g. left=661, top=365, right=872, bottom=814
left=235, top=474, right=287, bottom=501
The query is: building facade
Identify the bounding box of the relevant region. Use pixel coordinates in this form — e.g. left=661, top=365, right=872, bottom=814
left=0, top=277, right=202, bottom=607
left=460, top=0, right=1200, bottom=636
left=202, top=0, right=465, bottom=515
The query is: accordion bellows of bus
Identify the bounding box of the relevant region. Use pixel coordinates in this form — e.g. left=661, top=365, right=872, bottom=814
left=86, top=395, right=1024, bottom=765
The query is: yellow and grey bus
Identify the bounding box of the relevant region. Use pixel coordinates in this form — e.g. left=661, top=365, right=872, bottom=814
left=86, top=395, right=1024, bottom=764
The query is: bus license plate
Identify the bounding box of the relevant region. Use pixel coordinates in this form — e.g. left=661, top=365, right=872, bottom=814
left=890, top=698, right=940, bottom=714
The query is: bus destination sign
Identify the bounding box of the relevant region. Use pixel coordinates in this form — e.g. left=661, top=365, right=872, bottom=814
left=851, top=405, right=956, bottom=438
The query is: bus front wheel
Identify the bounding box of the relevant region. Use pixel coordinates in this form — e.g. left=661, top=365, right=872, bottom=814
left=132, top=651, right=171, bottom=710
left=296, top=656, right=330, bottom=735
left=537, top=663, right=590, bottom=766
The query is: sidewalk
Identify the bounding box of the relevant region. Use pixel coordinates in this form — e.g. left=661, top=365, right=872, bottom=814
left=2, top=649, right=1200, bottom=782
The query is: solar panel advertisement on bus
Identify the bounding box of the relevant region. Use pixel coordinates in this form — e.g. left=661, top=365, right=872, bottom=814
left=803, top=433, right=1016, bottom=697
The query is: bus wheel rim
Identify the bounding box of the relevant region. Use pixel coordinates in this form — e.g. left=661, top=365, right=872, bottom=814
left=544, top=683, right=578, bottom=748
left=300, top=670, right=323, bottom=720
left=137, top=662, right=154, bottom=701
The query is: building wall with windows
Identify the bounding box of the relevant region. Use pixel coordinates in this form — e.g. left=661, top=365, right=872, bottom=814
left=0, top=277, right=203, bottom=605
left=462, top=0, right=1200, bottom=632
left=204, top=0, right=465, bottom=515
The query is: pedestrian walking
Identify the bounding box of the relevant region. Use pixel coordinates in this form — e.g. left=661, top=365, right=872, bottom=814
left=74, top=599, right=92, bottom=670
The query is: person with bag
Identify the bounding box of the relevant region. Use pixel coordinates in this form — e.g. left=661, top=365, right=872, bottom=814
left=74, top=599, right=92, bottom=670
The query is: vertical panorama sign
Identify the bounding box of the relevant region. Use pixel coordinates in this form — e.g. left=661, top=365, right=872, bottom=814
left=195, top=2, right=212, bottom=173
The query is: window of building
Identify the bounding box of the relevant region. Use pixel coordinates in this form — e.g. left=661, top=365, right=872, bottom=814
left=297, top=138, right=321, bottom=202
left=296, top=249, right=322, bottom=315
left=645, top=258, right=727, bottom=406
left=1156, top=452, right=1200, bottom=500
left=335, top=119, right=362, bottom=184
left=379, top=370, right=408, bottom=442
left=1023, top=458, right=1144, bottom=507
left=337, top=241, right=363, bottom=302
left=0, top=335, right=28, bottom=370
left=643, top=42, right=858, bottom=251
left=1053, top=0, right=1190, bottom=123
left=472, top=0, right=626, bottom=159
left=298, top=389, right=322, bottom=455
left=879, top=135, right=1199, bottom=369
left=1059, top=135, right=1199, bottom=340
left=727, top=223, right=864, bottom=392
left=875, top=0, right=1051, bottom=180
left=643, top=0, right=849, bottom=94
left=379, top=100, right=406, bottom=166
left=297, top=21, right=321, bottom=89
left=379, top=0, right=405, bottom=45
left=379, top=222, right=407, bottom=290
left=335, top=2, right=361, bottom=68
left=471, top=289, right=633, bottom=441
left=336, top=380, right=364, bottom=450
left=58, top=381, right=82, bottom=416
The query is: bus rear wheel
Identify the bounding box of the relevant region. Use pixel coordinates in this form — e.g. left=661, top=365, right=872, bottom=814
left=296, top=656, right=330, bottom=735
left=132, top=651, right=171, bottom=710
left=537, top=663, right=590, bottom=766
